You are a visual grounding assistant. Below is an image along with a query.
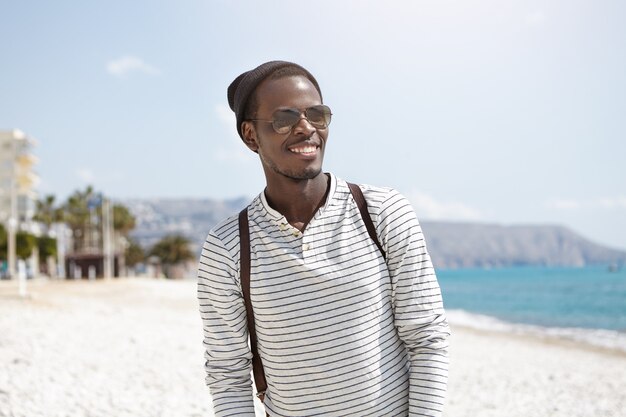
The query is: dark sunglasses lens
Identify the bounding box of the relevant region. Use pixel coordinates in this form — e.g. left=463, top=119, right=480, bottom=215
left=306, top=105, right=332, bottom=128
left=272, top=109, right=300, bottom=133
left=270, top=106, right=332, bottom=133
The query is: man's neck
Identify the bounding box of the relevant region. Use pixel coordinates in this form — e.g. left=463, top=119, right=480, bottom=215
left=264, top=173, right=330, bottom=232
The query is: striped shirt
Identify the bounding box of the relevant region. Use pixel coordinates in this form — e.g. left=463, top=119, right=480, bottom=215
left=197, top=173, right=450, bottom=416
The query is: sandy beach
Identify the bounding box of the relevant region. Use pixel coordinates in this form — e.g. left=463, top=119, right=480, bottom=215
left=1, top=278, right=624, bottom=417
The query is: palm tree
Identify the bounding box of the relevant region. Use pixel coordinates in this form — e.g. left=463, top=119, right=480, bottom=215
left=113, top=204, right=136, bottom=236
left=60, top=186, right=101, bottom=253
left=33, top=194, right=63, bottom=234
left=110, top=203, right=137, bottom=275
left=149, top=234, right=194, bottom=278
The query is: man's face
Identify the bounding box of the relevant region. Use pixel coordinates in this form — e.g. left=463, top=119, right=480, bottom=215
left=243, top=75, right=328, bottom=182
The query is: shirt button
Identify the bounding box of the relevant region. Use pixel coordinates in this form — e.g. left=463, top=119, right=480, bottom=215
left=279, top=223, right=287, bottom=231
left=293, top=230, right=301, bottom=237
left=303, top=243, right=310, bottom=251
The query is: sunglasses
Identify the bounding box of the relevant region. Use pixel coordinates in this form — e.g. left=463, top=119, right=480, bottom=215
left=248, top=105, right=332, bottom=134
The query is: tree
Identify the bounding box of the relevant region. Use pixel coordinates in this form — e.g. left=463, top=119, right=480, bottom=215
left=37, top=236, right=57, bottom=263
left=60, top=185, right=101, bottom=252
left=0, top=225, right=41, bottom=261
left=33, top=194, right=63, bottom=233
left=125, top=239, right=145, bottom=267
left=0, top=223, right=7, bottom=260
left=149, top=234, right=194, bottom=278
left=58, top=186, right=136, bottom=253
left=16, top=231, right=37, bottom=260
left=113, top=204, right=136, bottom=236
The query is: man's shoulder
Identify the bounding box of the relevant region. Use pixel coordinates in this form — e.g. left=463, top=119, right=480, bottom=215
left=205, top=194, right=262, bottom=244
left=333, top=176, right=417, bottom=225
left=356, top=182, right=396, bottom=198
left=335, top=176, right=399, bottom=207
left=208, top=212, right=240, bottom=241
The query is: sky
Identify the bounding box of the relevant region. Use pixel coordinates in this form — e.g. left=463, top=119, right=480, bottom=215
left=1, top=0, right=625, bottom=250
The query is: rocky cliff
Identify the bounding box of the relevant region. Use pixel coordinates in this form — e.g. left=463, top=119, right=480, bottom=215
left=420, top=222, right=626, bottom=268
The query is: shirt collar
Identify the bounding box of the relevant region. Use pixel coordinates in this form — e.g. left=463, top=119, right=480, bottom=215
left=258, top=172, right=337, bottom=224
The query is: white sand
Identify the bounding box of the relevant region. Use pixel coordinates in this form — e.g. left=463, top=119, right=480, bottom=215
left=446, top=327, right=626, bottom=417
left=1, top=278, right=624, bottom=417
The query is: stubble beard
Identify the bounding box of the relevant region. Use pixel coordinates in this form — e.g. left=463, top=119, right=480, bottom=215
left=260, top=152, right=323, bottom=181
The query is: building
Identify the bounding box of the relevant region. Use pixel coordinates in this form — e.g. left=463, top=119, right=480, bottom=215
left=0, top=129, right=39, bottom=224
left=0, top=129, right=39, bottom=279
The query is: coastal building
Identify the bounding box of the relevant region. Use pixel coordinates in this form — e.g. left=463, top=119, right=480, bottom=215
left=0, top=129, right=39, bottom=279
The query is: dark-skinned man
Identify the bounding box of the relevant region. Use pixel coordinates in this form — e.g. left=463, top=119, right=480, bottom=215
left=198, top=61, right=450, bottom=417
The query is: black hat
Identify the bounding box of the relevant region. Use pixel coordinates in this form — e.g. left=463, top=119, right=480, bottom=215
left=227, top=60, right=322, bottom=140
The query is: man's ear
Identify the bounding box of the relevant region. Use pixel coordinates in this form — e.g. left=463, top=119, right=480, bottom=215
left=241, top=121, right=259, bottom=153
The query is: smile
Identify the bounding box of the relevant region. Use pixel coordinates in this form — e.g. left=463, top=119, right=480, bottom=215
left=289, top=145, right=318, bottom=154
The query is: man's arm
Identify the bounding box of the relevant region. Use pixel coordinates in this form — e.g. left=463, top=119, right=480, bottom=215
left=197, top=230, right=256, bottom=416
left=375, top=189, right=451, bottom=417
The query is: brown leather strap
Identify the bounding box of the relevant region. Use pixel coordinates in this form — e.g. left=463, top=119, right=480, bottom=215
left=347, top=182, right=386, bottom=260
left=238, top=208, right=268, bottom=397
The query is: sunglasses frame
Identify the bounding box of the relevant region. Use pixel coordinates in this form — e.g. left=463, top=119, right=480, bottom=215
left=247, top=105, right=332, bottom=134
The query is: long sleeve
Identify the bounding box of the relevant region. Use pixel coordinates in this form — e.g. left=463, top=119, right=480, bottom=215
left=375, top=189, right=450, bottom=417
left=197, top=229, right=256, bottom=416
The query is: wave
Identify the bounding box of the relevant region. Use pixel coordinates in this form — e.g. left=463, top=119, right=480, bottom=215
left=446, top=309, right=626, bottom=354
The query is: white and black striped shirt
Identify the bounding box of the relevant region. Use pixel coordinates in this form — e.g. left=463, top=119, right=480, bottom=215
left=197, top=174, right=450, bottom=416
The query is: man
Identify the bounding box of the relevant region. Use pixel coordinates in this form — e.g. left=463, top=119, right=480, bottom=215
left=198, top=60, right=450, bottom=416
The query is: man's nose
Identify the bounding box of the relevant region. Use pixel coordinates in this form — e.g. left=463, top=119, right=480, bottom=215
left=292, top=115, right=316, bottom=135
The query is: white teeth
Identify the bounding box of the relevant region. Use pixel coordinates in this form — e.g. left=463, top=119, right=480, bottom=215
left=290, top=146, right=317, bottom=154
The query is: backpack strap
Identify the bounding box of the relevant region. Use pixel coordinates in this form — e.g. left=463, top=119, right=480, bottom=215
left=238, top=208, right=268, bottom=399
left=347, top=182, right=386, bottom=260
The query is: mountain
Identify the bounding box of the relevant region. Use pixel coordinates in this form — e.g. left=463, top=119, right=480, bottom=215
left=123, top=198, right=626, bottom=269
left=420, top=222, right=626, bottom=268
left=123, top=197, right=248, bottom=251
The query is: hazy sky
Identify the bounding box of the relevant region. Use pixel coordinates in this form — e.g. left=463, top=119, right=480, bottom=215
left=1, top=0, right=625, bottom=250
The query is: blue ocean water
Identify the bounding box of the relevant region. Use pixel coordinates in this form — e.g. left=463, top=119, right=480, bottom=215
left=437, top=265, right=626, bottom=332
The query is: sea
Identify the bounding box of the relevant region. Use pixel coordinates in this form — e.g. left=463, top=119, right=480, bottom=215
left=436, top=265, right=626, bottom=352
